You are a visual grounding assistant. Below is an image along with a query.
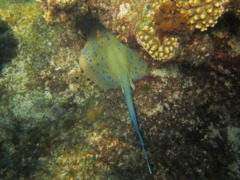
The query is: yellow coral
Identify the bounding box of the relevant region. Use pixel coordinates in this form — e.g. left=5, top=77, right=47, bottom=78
left=136, top=26, right=179, bottom=61
left=136, top=1, right=180, bottom=61
left=135, top=0, right=226, bottom=61
left=176, top=0, right=225, bottom=31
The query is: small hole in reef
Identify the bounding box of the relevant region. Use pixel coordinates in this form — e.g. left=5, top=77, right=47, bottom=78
left=210, top=12, right=240, bottom=35
left=150, top=163, right=155, bottom=172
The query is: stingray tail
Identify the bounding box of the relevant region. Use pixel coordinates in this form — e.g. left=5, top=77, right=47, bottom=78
left=120, top=74, right=152, bottom=174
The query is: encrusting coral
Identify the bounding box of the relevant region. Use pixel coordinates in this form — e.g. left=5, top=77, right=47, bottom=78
left=37, top=0, right=89, bottom=24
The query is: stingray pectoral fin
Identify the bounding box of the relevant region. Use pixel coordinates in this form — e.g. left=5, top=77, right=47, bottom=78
left=120, top=74, right=152, bottom=174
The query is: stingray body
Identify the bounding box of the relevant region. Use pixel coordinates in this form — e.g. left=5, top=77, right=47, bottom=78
left=79, top=26, right=152, bottom=174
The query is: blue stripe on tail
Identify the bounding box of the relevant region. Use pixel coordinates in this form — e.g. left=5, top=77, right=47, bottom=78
left=120, top=75, right=152, bottom=174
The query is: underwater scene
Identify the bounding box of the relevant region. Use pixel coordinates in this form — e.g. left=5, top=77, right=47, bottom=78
left=0, top=0, right=240, bottom=179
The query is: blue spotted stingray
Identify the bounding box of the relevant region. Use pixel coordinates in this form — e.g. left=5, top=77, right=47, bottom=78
left=79, top=26, right=152, bottom=174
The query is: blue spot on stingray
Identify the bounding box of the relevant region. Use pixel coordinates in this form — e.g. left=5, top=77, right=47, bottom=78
left=94, top=51, right=98, bottom=57
left=130, top=62, right=134, bottom=64
left=130, top=55, right=133, bottom=59
left=102, top=70, right=105, bottom=74
left=89, top=59, right=92, bottom=62
left=107, top=37, right=110, bottom=40
left=107, top=76, right=111, bottom=79
left=101, top=57, right=104, bottom=61
left=96, top=62, right=100, bottom=66
left=134, top=66, right=138, bottom=70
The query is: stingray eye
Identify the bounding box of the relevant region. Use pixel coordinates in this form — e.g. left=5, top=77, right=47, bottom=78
left=96, top=30, right=100, bottom=38
left=96, top=30, right=103, bottom=39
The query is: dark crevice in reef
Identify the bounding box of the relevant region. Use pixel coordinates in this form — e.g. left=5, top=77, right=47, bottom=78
left=0, top=19, right=18, bottom=72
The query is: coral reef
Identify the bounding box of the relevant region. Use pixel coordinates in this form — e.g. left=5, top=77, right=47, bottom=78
left=38, top=0, right=232, bottom=62
left=0, top=0, right=240, bottom=179
left=177, top=0, right=225, bottom=31
left=134, top=61, right=240, bottom=178
left=232, top=0, right=240, bottom=19
left=136, top=0, right=227, bottom=61
left=37, top=0, right=88, bottom=24
left=179, top=33, right=214, bottom=65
